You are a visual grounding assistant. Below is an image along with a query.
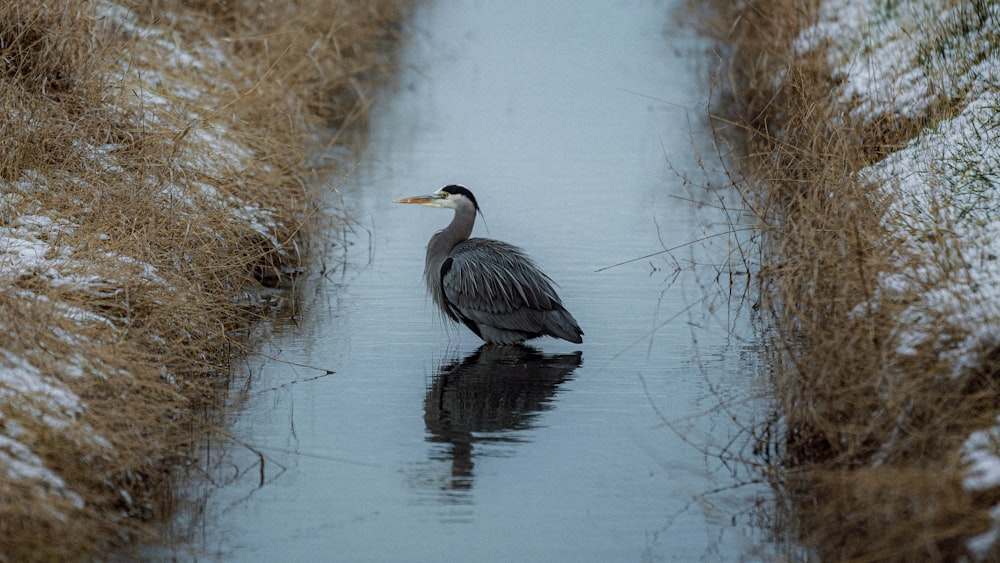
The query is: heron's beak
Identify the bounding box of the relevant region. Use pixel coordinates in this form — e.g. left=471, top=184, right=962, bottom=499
left=393, top=193, right=445, bottom=206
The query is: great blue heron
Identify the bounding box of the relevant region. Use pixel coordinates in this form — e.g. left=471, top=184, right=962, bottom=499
left=394, top=185, right=583, bottom=345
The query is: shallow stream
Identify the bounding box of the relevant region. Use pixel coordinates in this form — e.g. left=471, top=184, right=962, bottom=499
left=161, top=1, right=777, bottom=560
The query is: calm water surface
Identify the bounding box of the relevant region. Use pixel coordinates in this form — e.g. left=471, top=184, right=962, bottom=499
left=164, top=1, right=775, bottom=560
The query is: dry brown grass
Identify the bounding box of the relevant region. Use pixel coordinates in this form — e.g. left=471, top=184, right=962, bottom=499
left=0, top=0, right=406, bottom=559
left=712, top=0, right=1000, bottom=559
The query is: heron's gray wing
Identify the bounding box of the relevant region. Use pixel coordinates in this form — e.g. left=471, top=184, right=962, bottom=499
left=441, top=238, right=581, bottom=342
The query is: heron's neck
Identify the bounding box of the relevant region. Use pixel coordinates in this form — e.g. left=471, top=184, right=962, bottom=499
left=426, top=206, right=475, bottom=273
left=436, top=205, right=474, bottom=248
left=446, top=205, right=475, bottom=243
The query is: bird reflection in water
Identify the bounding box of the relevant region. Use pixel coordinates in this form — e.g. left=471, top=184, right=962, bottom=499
left=415, top=345, right=582, bottom=505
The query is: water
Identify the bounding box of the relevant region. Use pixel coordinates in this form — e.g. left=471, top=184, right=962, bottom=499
left=163, top=1, right=774, bottom=560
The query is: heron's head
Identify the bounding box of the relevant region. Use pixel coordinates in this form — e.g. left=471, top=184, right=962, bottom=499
left=394, top=184, right=480, bottom=212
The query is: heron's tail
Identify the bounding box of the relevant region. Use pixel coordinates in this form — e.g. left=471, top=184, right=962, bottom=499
left=544, top=306, right=583, bottom=344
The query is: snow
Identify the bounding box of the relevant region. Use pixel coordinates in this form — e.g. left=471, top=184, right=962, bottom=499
left=0, top=350, right=81, bottom=426
left=795, top=0, right=1000, bottom=122
left=964, top=419, right=1000, bottom=491
left=869, top=92, right=1000, bottom=376
left=0, top=432, right=84, bottom=510
left=969, top=503, right=1000, bottom=560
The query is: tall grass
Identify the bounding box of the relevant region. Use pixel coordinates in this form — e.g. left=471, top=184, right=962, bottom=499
left=0, top=0, right=406, bottom=558
left=713, top=0, right=1000, bottom=559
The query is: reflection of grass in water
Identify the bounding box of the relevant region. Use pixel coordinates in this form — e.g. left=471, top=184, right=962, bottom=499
left=709, top=0, right=1000, bottom=559
left=0, top=0, right=407, bottom=558
left=616, top=65, right=771, bottom=557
